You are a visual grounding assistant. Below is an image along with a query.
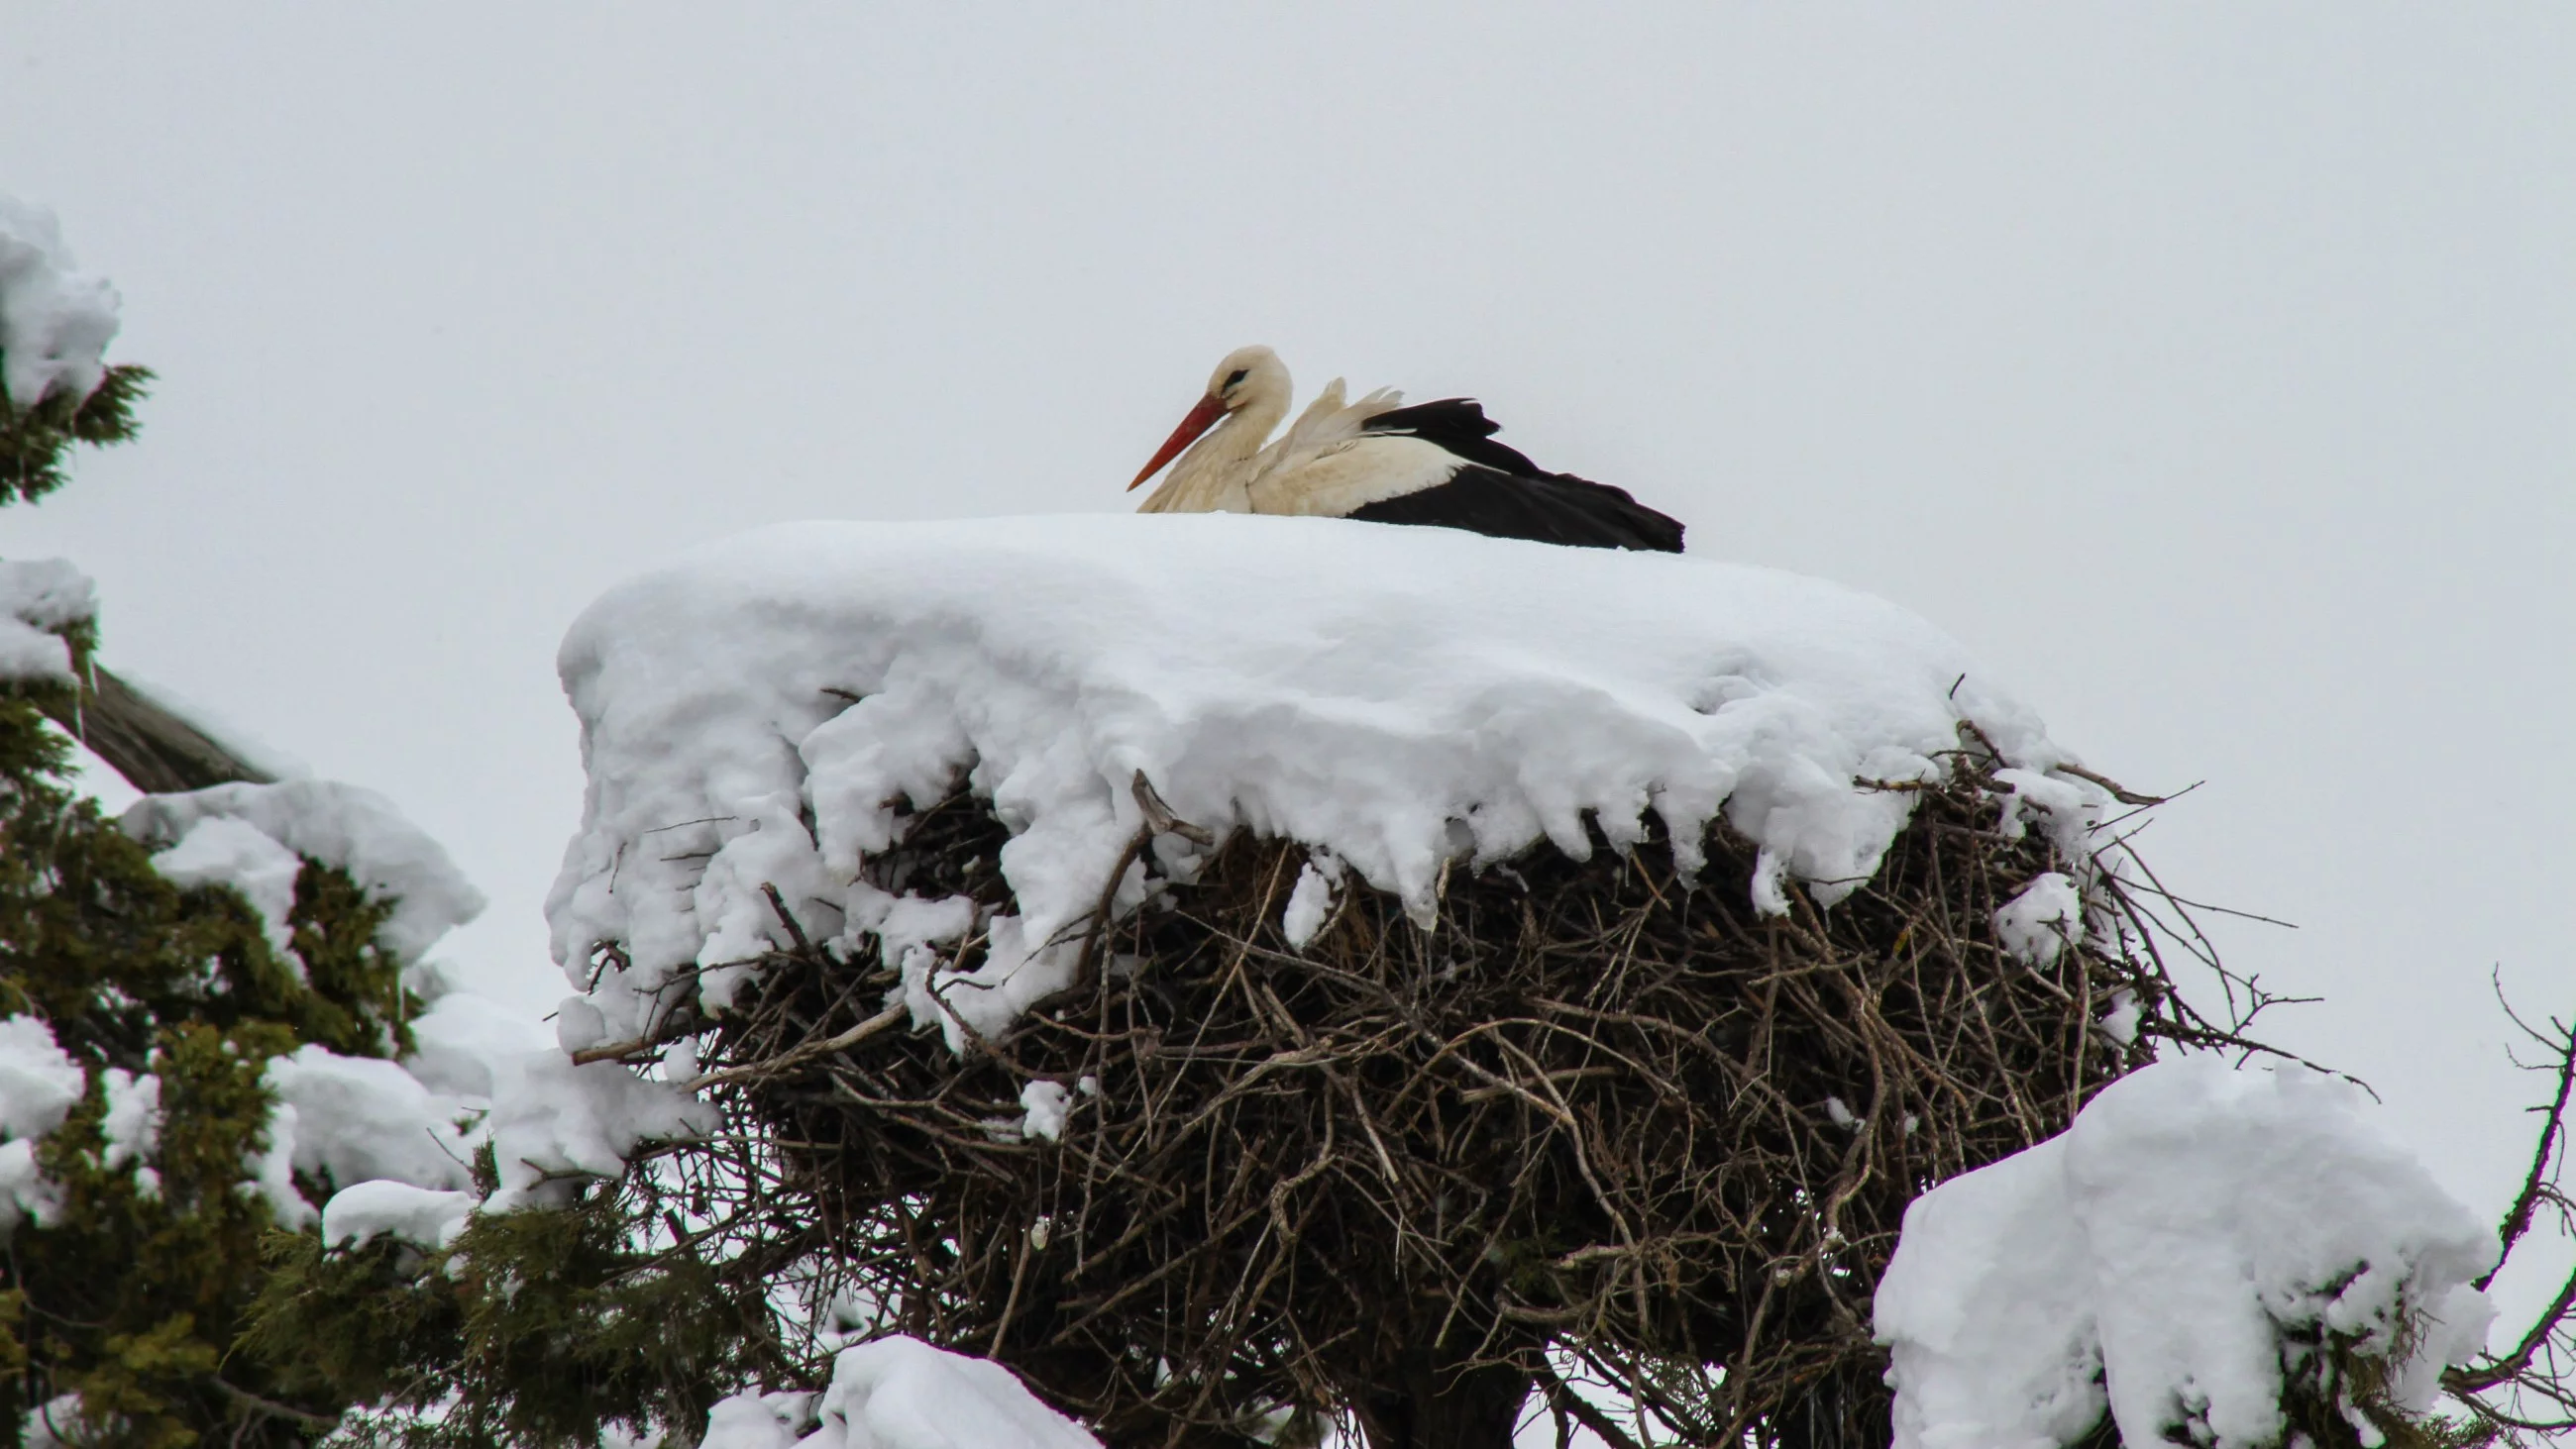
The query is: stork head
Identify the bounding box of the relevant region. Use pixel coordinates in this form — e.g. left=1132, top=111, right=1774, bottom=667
left=1128, top=345, right=1292, bottom=490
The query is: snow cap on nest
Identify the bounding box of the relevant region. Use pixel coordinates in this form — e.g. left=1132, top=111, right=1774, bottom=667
left=549, top=514, right=2093, bottom=1048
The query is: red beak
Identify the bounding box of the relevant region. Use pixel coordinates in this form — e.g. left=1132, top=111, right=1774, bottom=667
left=1128, top=394, right=1230, bottom=490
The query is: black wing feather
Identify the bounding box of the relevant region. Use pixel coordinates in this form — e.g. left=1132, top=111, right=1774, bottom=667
left=1347, top=465, right=1686, bottom=553
left=1353, top=397, right=1684, bottom=552
left=1360, top=398, right=1545, bottom=477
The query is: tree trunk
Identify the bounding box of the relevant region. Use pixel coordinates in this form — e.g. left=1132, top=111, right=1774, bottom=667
left=1347, top=1349, right=1531, bottom=1449
left=39, top=664, right=271, bottom=794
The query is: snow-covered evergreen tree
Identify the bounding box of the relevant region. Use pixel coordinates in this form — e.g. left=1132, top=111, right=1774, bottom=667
left=0, top=196, right=487, bottom=1448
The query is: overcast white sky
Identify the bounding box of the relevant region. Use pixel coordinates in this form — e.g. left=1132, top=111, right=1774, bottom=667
left=6, top=3, right=2572, bottom=1327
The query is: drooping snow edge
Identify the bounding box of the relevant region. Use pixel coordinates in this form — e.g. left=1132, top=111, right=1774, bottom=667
left=123, top=778, right=488, bottom=966
left=546, top=516, right=2110, bottom=1057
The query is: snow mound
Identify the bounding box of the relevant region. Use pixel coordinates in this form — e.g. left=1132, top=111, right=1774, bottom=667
left=715, top=1334, right=1100, bottom=1449
left=124, top=779, right=487, bottom=962
left=0, top=559, right=95, bottom=682
left=550, top=514, right=2075, bottom=1047
left=0, top=196, right=120, bottom=410
left=700, top=1390, right=815, bottom=1449
left=258, top=989, right=707, bottom=1225
left=479, top=1048, right=717, bottom=1213
left=264, top=1044, right=477, bottom=1193
left=321, top=1180, right=476, bottom=1251
left=1876, top=1057, right=2498, bottom=1449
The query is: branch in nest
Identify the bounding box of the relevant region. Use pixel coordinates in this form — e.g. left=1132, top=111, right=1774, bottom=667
left=569, top=1012, right=706, bottom=1066
left=648, top=759, right=2244, bottom=1444
left=689, top=1004, right=910, bottom=1091
left=2052, top=762, right=2168, bottom=808
left=1532, top=1362, right=1649, bottom=1449
left=762, top=882, right=814, bottom=955
left=1131, top=770, right=1216, bottom=846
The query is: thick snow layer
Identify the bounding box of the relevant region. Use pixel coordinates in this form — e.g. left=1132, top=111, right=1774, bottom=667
left=124, top=779, right=486, bottom=963
left=1877, top=1057, right=2498, bottom=1449
left=322, top=1180, right=476, bottom=1250
left=0, top=196, right=119, bottom=409
left=741, top=1334, right=1101, bottom=1449
left=0, top=560, right=95, bottom=682
left=551, top=515, right=2079, bottom=1048
left=265, top=1044, right=477, bottom=1193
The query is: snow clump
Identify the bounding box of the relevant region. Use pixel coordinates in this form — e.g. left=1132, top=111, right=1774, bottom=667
left=0, top=195, right=120, bottom=410
left=96, top=1068, right=161, bottom=1195
left=1018, top=1080, right=1073, bottom=1144
left=549, top=515, right=2094, bottom=1054
left=149, top=815, right=306, bottom=966
left=698, top=1334, right=1101, bottom=1449
left=116, top=775, right=704, bottom=1234
left=1876, top=1056, right=2498, bottom=1449
left=0, top=1015, right=83, bottom=1234
left=321, top=1181, right=477, bottom=1252
left=264, top=1044, right=478, bottom=1194
left=0, top=559, right=95, bottom=683
left=1992, top=871, right=2085, bottom=968
left=125, top=779, right=489, bottom=964
left=1280, top=855, right=1342, bottom=950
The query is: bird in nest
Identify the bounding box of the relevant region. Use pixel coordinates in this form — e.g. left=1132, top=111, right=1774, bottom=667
left=1127, top=345, right=1684, bottom=554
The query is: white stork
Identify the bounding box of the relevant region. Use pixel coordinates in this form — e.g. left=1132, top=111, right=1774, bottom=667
left=1127, top=346, right=1684, bottom=553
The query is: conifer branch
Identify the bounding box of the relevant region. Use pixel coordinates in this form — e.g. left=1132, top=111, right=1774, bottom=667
left=42, top=663, right=273, bottom=794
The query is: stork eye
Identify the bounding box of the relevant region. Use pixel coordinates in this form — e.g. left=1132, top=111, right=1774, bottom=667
left=1224, top=368, right=1249, bottom=389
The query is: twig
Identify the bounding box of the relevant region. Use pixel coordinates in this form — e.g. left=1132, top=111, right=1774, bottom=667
left=2052, top=761, right=2170, bottom=807
left=1131, top=769, right=1217, bottom=846
left=2477, top=983, right=2576, bottom=1292
left=762, top=882, right=814, bottom=955
left=689, top=1005, right=908, bottom=1091
left=1532, top=1362, right=1649, bottom=1449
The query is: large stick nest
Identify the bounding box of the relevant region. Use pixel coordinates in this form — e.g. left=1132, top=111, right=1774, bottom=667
left=690, top=732, right=2243, bottom=1447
